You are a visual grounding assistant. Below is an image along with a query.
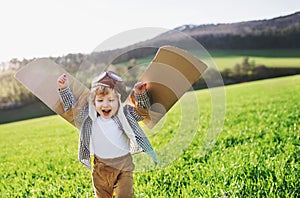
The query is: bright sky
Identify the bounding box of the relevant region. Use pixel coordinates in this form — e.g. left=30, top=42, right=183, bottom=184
left=0, top=0, right=299, bottom=62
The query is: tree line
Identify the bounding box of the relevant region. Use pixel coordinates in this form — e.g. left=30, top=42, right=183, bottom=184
left=195, top=26, right=300, bottom=49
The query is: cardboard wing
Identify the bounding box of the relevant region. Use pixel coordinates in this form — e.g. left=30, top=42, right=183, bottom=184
left=14, top=58, right=89, bottom=128
left=139, top=46, right=208, bottom=128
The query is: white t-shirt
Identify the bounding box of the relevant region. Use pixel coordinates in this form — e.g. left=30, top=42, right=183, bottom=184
left=91, top=116, right=130, bottom=159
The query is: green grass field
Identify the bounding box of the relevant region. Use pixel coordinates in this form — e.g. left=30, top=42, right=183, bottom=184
left=116, top=49, right=300, bottom=71
left=202, top=49, right=300, bottom=70
left=212, top=56, right=300, bottom=70
left=0, top=75, right=299, bottom=197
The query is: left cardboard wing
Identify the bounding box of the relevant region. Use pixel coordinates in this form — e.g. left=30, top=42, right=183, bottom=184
left=14, top=58, right=89, bottom=128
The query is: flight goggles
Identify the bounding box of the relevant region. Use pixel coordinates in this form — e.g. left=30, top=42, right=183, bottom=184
left=92, top=71, right=126, bottom=99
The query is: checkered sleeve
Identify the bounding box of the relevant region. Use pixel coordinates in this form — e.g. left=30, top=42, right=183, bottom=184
left=123, top=106, right=159, bottom=164
left=135, top=91, right=151, bottom=109
left=58, top=87, right=77, bottom=111
left=127, top=105, right=144, bottom=122
left=75, top=104, right=89, bottom=123
left=127, top=91, right=151, bottom=122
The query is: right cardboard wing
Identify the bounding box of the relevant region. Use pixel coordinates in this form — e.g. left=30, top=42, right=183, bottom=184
left=139, top=46, right=208, bottom=128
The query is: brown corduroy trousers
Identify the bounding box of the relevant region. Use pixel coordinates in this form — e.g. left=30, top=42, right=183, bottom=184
left=92, top=154, right=135, bottom=198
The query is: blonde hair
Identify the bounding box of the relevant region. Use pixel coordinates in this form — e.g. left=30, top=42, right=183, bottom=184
left=90, top=85, right=119, bottom=106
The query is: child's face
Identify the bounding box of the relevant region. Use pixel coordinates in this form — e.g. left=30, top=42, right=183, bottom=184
left=94, top=89, right=119, bottom=119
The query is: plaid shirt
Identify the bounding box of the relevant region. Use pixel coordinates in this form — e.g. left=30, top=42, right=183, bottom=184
left=59, top=87, right=158, bottom=169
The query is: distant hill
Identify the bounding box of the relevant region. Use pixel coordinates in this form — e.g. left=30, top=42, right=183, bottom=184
left=141, top=11, right=300, bottom=50
left=86, top=11, right=300, bottom=64
left=176, top=11, right=300, bottom=36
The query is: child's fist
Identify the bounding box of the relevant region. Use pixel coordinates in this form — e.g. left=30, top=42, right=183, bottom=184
left=57, top=73, right=68, bottom=90
left=134, top=82, right=147, bottom=94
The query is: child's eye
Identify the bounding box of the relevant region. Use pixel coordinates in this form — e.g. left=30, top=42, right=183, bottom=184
left=109, top=99, right=115, bottom=102
left=97, top=99, right=103, bottom=102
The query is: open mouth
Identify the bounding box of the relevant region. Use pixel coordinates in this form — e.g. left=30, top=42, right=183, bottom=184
left=102, top=109, right=112, bottom=116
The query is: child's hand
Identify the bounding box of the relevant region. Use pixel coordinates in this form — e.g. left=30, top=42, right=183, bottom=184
left=57, top=73, right=69, bottom=90
left=134, top=82, right=147, bottom=94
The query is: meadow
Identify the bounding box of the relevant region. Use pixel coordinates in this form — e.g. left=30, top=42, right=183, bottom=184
left=195, top=49, right=300, bottom=70
left=0, top=74, right=299, bottom=197
left=115, top=49, right=300, bottom=70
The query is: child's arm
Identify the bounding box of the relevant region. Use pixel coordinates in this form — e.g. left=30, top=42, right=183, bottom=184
left=57, top=74, right=77, bottom=111
left=134, top=82, right=151, bottom=109
left=126, top=82, right=151, bottom=122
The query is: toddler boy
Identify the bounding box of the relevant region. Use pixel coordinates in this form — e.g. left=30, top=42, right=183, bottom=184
left=57, top=71, right=157, bottom=198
